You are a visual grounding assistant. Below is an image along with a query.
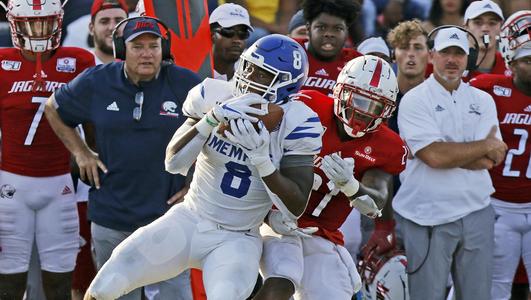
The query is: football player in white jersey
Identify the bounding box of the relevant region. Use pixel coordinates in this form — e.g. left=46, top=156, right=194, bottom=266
left=83, top=34, right=323, bottom=300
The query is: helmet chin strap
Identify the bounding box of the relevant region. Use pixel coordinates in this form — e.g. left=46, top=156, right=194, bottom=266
left=344, top=117, right=383, bottom=138
left=32, top=52, right=47, bottom=92
left=344, top=123, right=365, bottom=138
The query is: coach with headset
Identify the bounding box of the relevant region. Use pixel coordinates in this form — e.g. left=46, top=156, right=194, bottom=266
left=44, top=16, right=200, bottom=299
left=392, top=26, right=507, bottom=300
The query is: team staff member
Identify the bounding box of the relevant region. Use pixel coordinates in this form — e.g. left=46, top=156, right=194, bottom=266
left=298, top=0, right=361, bottom=96
left=44, top=17, right=200, bottom=299
left=462, top=0, right=507, bottom=81
left=470, top=10, right=531, bottom=300
left=394, top=27, right=507, bottom=300
left=0, top=0, right=95, bottom=298
left=209, top=3, right=253, bottom=81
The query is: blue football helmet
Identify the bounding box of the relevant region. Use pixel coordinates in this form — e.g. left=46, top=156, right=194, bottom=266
left=234, top=34, right=309, bottom=104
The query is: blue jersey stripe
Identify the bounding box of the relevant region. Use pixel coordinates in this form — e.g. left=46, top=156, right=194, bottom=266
left=306, top=117, right=320, bottom=122
left=285, top=132, right=322, bottom=140
left=292, top=126, right=314, bottom=132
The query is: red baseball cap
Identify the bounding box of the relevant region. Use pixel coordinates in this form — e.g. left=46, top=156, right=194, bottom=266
left=91, top=0, right=128, bottom=18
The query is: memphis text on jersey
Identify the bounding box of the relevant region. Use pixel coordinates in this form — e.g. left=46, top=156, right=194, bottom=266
left=8, top=79, right=66, bottom=93
left=208, top=134, right=248, bottom=162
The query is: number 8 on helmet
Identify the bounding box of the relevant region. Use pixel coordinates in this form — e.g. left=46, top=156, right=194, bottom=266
left=233, top=34, right=309, bottom=104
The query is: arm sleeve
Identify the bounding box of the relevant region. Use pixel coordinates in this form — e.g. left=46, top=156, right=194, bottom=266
left=165, top=120, right=207, bottom=175
left=397, top=91, right=444, bottom=156
left=182, top=78, right=234, bottom=119
left=54, top=68, right=94, bottom=127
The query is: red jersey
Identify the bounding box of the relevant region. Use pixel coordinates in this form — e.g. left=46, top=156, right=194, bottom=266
left=424, top=52, right=511, bottom=81
left=469, top=74, right=531, bottom=203
left=296, top=39, right=361, bottom=97
left=463, top=52, right=511, bottom=82
left=0, top=47, right=95, bottom=177
left=295, top=90, right=407, bottom=245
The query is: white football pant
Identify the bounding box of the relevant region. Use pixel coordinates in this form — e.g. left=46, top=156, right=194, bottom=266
left=87, top=203, right=262, bottom=300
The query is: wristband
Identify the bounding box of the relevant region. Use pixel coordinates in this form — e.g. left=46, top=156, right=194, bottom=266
left=341, top=177, right=360, bottom=197
left=195, top=117, right=215, bottom=137
left=205, top=114, right=219, bottom=127
left=254, top=158, right=276, bottom=177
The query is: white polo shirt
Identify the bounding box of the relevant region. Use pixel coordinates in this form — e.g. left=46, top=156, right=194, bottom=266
left=393, top=75, right=500, bottom=226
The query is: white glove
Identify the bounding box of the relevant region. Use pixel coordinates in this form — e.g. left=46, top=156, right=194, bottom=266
left=350, top=195, right=382, bottom=218
left=224, top=119, right=276, bottom=177
left=267, top=210, right=318, bottom=238
left=210, top=93, right=268, bottom=124
left=319, top=153, right=360, bottom=197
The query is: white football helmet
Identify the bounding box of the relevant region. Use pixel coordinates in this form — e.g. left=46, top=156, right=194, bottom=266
left=6, top=0, right=64, bottom=52
left=499, top=10, right=531, bottom=65
left=359, top=249, right=409, bottom=300
left=333, top=55, right=398, bottom=138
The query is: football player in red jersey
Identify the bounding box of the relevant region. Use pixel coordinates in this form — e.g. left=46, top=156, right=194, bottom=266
left=296, top=0, right=362, bottom=97
left=0, top=0, right=95, bottom=298
left=469, top=10, right=531, bottom=300
left=255, top=55, right=407, bottom=300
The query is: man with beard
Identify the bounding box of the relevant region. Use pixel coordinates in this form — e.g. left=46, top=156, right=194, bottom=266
left=297, top=0, right=361, bottom=97
left=209, top=3, right=252, bottom=81
left=89, top=0, right=128, bottom=64
left=394, top=27, right=507, bottom=300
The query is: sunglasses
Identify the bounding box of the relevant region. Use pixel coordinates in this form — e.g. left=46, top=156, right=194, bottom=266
left=215, top=27, right=250, bottom=40
left=133, top=91, right=144, bottom=121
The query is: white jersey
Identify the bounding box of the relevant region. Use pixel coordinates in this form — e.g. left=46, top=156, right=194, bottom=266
left=182, top=78, right=323, bottom=231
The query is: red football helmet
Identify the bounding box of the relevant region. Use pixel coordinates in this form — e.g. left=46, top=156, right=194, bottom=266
left=358, top=249, right=410, bottom=300
left=6, top=0, right=64, bottom=52
left=333, top=55, right=398, bottom=138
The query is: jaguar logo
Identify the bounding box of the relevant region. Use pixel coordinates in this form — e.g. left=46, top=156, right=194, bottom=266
left=0, top=184, right=16, bottom=199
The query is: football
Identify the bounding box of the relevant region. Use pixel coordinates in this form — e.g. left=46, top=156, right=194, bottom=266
left=217, top=103, right=284, bottom=136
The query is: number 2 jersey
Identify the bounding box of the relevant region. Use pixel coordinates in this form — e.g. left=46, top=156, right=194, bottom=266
left=181, top=78, right=324, bottom=231
left=0, top=47, right=95, bottom=177
left=295, top=90, right=407, bottom=245
left=469, top=74, right=531, bottom=204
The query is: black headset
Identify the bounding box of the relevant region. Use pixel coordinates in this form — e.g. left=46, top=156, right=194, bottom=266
left=427, top=25, right=480, bottom=71
left=112, top=16, right=172, bottom=60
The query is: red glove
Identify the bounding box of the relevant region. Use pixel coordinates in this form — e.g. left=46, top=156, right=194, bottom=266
left=362, top=219, right=396, bottom=256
